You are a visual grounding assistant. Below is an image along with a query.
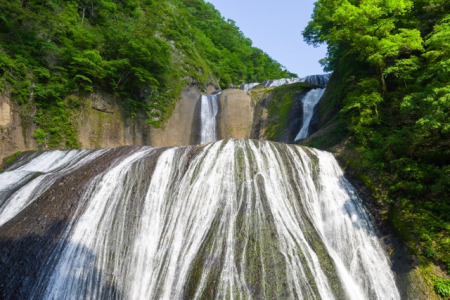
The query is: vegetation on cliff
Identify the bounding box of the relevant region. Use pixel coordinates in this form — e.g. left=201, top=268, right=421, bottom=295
left=0, top=0, right=292, bottom=147
left=304, top=0, right=449, bottom=295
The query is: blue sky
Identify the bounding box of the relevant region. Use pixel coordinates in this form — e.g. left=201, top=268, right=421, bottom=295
left=205, top=0, right=327, bottom=78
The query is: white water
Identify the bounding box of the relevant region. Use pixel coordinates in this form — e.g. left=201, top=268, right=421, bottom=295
left=0, top=149, right=107, bottom=226
left=239, top=73, right=331, bottom=93
left=199, top=93, right=220, bottom=144
left=294, top=88, right=326, bottom=141
left=303, top=74, right=331, bottom=86
left=261, top=78, right=302, bottom=87
left=240, top=82, right=260, bottom=92
left=6, top=140, right=400, bottom=299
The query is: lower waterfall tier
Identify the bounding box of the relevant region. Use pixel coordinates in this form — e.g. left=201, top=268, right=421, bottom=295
left=0, top=139, right=399, bottom=299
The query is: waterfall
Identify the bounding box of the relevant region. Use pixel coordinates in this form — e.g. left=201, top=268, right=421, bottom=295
left=294, top=88, right=326, bottom=141
left=199, top=93, right=220, bottom=144
left=294, top=73, right=331, bottom=141
left=1, top=140, right=399, bottom=299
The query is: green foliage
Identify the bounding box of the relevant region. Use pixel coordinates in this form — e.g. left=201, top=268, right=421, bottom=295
left=6, top=151, right=21, bottom=164
left=304, top=0, right=450, bottom=278
left=342, top=78, right=383, bottom=133
left=33, top=128, right=46, bottom=145
left=434, top=277, right=450, bottom=297
left=34, top=99, right=80, bottom=149
left=0, top=0, right=291, bottom=145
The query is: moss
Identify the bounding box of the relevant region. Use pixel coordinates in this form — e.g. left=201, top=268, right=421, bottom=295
left=18, top=102, right=34, bottom=147
left=389, top=199, right=414, bottom=243
left=33, top=96, right=80, bottom=149
left=6, top=151, right=21, bottom=164
left=305, top=119, right=349, bottom=150
left=264, top=83, right=315, bottom=141
left=89, top=109, right=110, bottom=149
left=146, top=83, right=185, bottom=128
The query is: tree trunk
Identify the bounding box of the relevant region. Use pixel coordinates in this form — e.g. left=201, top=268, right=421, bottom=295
left=379, top=67, right=387, bottom=97
left=81, top=7, right=86, bottom=25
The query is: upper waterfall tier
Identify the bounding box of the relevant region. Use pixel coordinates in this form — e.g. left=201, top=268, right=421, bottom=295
left=293, top=73, right=331, bottom=141
left=260, top=78, right=303, bottom=87
left=303, top=73, right=331, bottom=86
left=294, top=87, right=326, bottom=141
left=240, top=82, right=260, bottom=92
left=0, top=140, right=399, bottom=299
left=240, top=73, right=332, bottom=92
left=199, top=93, right=221, bottom=144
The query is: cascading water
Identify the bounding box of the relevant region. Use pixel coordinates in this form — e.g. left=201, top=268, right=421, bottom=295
left=0, top=139, right=400, bottom=299
left=239, top=73, right=331, bottom=93
left=303, top=73, right=331, bottom=86
left=199, top=93, right=220, bottom=144
left=294, top=74, right=331, bottom=141
left=0, top=149, right=106, bottom=227
left=294, top=88, right=326, bottom=141
left=261, top=78, right=302, bottom=87
left=240, top=82, right=260, bottom=92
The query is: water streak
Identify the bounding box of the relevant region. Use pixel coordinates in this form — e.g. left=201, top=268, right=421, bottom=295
left=240, top=82, right=260, bottom=92
left=294, top=88, right=326, bottom=141
left=199, top=93, right=220, bottom=143
left=261, top=78, right=302, bottom=87
left=0, top=149, right=107, bottom=226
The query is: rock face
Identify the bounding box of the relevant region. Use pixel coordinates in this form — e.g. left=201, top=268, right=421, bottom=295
left=0, top=94, right=37, bottom=165
left=76, top=86, right=204, bottom=149
left=250, top=88, right=274, bottom=140
left=0, top=97, right=11, bottom=127
left=249, top=84, right=312, bottom=143
left=217, top=89, right=254, bottom=140
left=148, top=86, right=202, bottom=146
left=0, top=86, right=206, bottom=164
left=0, top=84, right=297, bottom=164
left=76, top=92, right=147, bottom=149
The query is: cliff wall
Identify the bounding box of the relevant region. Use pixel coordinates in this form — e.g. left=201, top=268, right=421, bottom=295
left=0, top=86, right=204, bottom=165
left=1, top=83, right=311, bottom=165
left=217, top=89, right=254, bottom=140
left=0, top=94, right=37, bottom=163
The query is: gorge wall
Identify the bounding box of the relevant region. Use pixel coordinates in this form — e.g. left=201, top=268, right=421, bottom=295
left=0, top=81, right=316, bottom=166
left=1, top=86, right=203, bottom=164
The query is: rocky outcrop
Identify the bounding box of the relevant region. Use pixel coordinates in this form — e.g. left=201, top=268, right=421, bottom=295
left=249, top=84, right=313, bottom=143
left=0, top=97, right=11, bottom=127
left=217, top=89, right=254, bottom=140
left=250, top=87, right=274, bottom=140
left=1, top=83, right=307, bottom=165
left=75, top=92, right=147, bottom=149
left=75, top=86, right=204, bottom=149
left=0, top=94, right=37, bottom=165
left=148, top=86, right=203, bottom=146
left=0, top=85, right=207, bottom=165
